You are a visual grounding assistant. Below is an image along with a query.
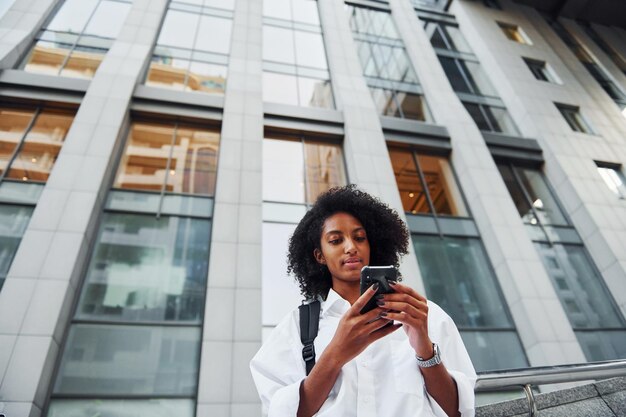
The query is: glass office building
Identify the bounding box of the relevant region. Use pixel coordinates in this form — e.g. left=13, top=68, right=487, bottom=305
left=0, top=0, right=625, bottom=415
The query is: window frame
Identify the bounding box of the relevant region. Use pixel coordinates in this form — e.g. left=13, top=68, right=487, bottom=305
left=497, top=21, right=532, bottom=45
left=595, top=161, right=626, bottom=199
left=555, top=103, right=594, bottom=134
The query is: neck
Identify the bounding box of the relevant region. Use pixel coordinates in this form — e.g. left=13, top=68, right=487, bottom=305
left=331, top=278, right=361, bottom=305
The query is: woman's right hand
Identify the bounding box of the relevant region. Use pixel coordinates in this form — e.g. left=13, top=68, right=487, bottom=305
left=325, top=285, right=402, bottom=367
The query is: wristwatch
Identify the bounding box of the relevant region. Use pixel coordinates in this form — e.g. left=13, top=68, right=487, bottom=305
left=415, top=343, right=441, bottom=368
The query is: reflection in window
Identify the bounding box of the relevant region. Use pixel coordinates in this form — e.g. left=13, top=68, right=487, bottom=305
left=497, top=21, right=532, bottom=44
left=48, top=399, right=195, bottom=417
left=262, top=0, right=334, bottom=109
left=413, top=235, right=528, bottom=370
left=22, top=0, right=132, bottom=78
left=77, top=213, right=211, bottom=322
left=389, top=147, right=467, bottom=216
left=346, top=5, right=430, bottom=121
left=146, top=1, right=233, bottom=94
left=114, top=120, right=220, bottom=196
left=595, top=163, right=626, bottom=199
left=0, top=205, right=33, bottom=291
left=263, top=135, right=347, bottom=205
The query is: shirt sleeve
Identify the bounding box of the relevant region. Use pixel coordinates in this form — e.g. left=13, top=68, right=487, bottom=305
left=250, top=309, right=307, bottom=417
left=425, top=301, right=478, bottom=417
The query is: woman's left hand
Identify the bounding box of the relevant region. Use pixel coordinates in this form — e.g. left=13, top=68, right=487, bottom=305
left=377, top=282, right=434, bottom=359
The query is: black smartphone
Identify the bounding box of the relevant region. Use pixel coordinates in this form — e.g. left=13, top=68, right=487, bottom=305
left=359, top=265, right=397, bottom=314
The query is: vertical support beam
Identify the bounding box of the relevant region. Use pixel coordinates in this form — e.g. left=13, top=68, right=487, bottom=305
left=389, top=0, right=585, bottom=367
left=318, top=0, right=424, bottom=293
left=0, top=1, right=167, bottom=416
left=196, top=0, right=264, bottom=416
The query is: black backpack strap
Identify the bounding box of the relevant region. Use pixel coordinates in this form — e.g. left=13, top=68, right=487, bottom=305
left=298, top=300, right=321, bottom=376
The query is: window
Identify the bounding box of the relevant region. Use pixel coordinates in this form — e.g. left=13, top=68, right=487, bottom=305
left=423, top=21, right=472, bottom=54
left=388, top=147, right=467, bottom=216
left=497, top=22, right=532, bottom=45
left=595, top=162, right=626, bottom=199
left=346, top=5, right=431, bottom=121
left=22, top=0, right=132, bottom=78
left=462, top=102, right=519, bottom=135
left=0, top=104, right=74, bottom=292
left=146, top=1, right=233, bottom=94
left=438, top=56, right=497, bottom=96
left=413, top=235, right=528, bottom=371
left=262, top=0, right=334, bottom=108
left=498, top=162, right=626, bottom=361
left=580, top=23, right=626, bottom=76
left=263, top=134, right=347, bottom=205
left=49, top=116, right=217, bottom=413
left=555, top=103, right=594, bottom=133
left=523, top=57, right=559, bottom=83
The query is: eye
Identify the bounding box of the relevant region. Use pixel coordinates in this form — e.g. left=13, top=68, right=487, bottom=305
left=355, top=236, right=367, bottom=242
left=329, top=238, right=341, bottom=245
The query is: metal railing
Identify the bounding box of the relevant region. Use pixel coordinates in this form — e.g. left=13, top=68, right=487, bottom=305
left=474, top=359, right=626, bottom=417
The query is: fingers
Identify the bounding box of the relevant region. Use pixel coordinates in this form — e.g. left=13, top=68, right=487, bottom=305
left=389, top=281, right=426, bottom=302
left=350, top=283, right=379, bottom=316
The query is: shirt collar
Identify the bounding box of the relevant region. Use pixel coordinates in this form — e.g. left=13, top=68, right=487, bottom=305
left=319, top=288, right=351, bottom=318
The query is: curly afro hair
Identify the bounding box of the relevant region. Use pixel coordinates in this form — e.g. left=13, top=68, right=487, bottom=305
left=287, top=185, right=409, bottom=300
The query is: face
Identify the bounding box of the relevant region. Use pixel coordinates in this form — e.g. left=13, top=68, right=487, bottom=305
left=314, top=212, right=371, bottom=286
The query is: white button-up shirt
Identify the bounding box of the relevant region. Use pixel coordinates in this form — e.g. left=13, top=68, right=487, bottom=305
left=250, top=289, right=477, bottom=417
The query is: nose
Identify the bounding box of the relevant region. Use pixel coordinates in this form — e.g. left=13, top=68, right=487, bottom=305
left=344, top=237, right=357, bottom=254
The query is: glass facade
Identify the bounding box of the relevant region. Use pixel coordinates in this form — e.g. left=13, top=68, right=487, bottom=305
left=47, top=119, right=217, bottom=415
left=347, top=4, right=431, bottom=121
left=0, top=105, right=73, bottom=292
left=498, top=162, right=626, bottom=361
left=146, top=0, right=234, bottom=94
left=423, top=19, right=519, bottom=136
left=262, top=0, right=334, bottom=108
left=22, top=0, right=132, bottom=78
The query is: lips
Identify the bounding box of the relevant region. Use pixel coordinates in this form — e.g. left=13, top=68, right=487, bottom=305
left=343, top=257, right=362, bottom=265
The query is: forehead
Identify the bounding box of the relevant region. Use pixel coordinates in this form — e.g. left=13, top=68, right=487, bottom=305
left=322, top=212, right=364, bottom=233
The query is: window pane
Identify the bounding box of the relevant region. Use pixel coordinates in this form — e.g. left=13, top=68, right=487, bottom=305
left=146, top=56, right=190, bottom=91
left=497, top=164, right=538, bottom=225
left=487, top=106, right=519, bottom=136
left=6, top=110, right=73, bottom=182
left=157, top=10, right=199, bottom=49
left=370, top=87, right=400, bottom=118
left=195, top=15, right=232, bottom=55
left=53, top=324, right=201, bottom=395
left=443, top=25, right=472, bottom=53
left=166, top=126, right=220, bottom=195
left=464, top=60, right=497, bottom=96
left=263, top=0, right=291, bottom=20
left=417, top=155, right=467, bottom=216
left=294, top=31, right=327, bottom=69
left=48, top=399, right=195, bottom=417
left=263, top=72, right=299, bottom=105
left=389, top=148, right=431, bottom=214
left=297, top=76, right=333, bottom=109
left=23, top=40, right=72, bottom=76
left=0, top=205, right=33, bottom=290
left=461, top=331, right=528, bottom=371
left=263, top=138, right=304, bottom=203
left=413, top=235, right=512, bottom=327
left=515, top=167, right=568, bottom=226
left=83, top=0, right=131, bottom=38
left=597, top=166, right=626, bottom=198
left=0, top=108, right=34, bottom=173
left=262, top=222, right=301, bottom=326
left=396, top=92, right=430, bottom=121
left=576, top=330, right=626, bottom=361
left=462, top=102, right=490, bottom=131
left=114, top=122, right=174, bottom=192
left=292, top=0, right=320, bottom=25
left=536, top=243, right=623, bottom=329
left=59, top=46, right=106, bottom=79
left=263, top=26, right=295, bottom=64
left=438, top=56, right=471, bottom=93
left=47, top=0, right=98, bottom=34
left=77, top=213, right=211, bottom=322
left=303, top=141, right=346, bottom=204
left=0, top=182, right=44, bottom=204
left=186, top=61, right=227, bottom=94
left=427, top=24, right=448, bottom=49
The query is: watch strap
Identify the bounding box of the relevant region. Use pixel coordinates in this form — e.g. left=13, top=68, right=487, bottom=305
left=415, top=343, right=441, bottom=368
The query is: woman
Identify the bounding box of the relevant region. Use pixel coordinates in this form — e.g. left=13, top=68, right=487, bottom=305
left=250, top=185, right=476, bottom=417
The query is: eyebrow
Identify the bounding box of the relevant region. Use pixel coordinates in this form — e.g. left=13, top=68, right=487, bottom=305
left=324, top=227, right=365, bottom=237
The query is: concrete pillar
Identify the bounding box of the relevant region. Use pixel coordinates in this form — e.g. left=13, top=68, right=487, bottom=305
left=195, top=0, right=263, bottom=416
left=389, top=0, right=586, bottom=366
left=0, top=1, right=168, bottom=416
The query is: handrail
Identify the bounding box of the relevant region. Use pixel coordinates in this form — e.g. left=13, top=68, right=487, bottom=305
left=474, top=359, right=626, bottom=417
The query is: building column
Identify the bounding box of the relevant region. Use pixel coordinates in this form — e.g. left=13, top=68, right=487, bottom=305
left=0, top=1, right=167, bottom=416
left=195, top=1, right=263, bottom=416
left=317, top=0, right=424, bottom=293
left=388, top=0, right=585, bottom=366
left=0, top=0, right=61, bottom=68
